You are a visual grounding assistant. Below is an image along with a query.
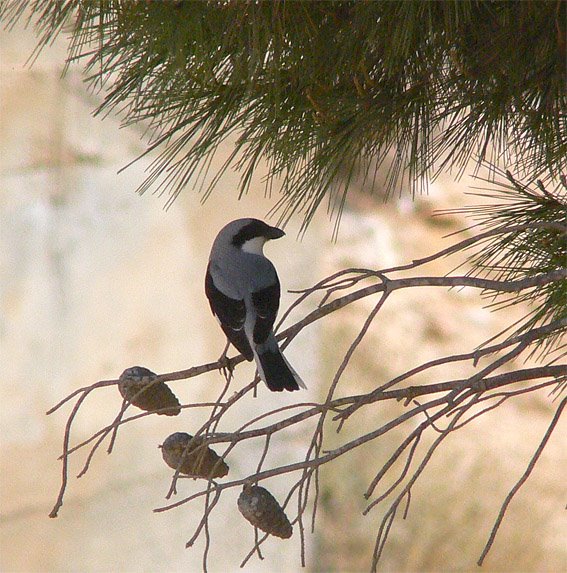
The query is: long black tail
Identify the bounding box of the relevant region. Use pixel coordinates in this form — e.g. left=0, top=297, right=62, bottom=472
left=255, top=347, right=303, bottom=392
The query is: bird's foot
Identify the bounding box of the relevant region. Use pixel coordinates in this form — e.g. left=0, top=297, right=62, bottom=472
left=218, top=353, right=235, bottom=381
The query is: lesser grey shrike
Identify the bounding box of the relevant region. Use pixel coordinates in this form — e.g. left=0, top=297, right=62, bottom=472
left=205, top=218, right=305, bottom=392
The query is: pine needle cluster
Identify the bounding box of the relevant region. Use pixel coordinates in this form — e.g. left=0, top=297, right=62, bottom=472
left=2, top=1, right=565, bottom=227
left=453, top=169, right=567, bottom=357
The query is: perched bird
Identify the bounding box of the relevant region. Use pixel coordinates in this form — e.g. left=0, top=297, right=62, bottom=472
left=205, top=218, right=305, bottom=392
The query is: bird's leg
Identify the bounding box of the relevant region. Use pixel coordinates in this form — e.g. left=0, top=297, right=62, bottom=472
left=218, top=340, right=235, bottom=381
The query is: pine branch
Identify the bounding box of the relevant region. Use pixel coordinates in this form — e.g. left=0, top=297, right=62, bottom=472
left=46, top=235, right=565, bottom=524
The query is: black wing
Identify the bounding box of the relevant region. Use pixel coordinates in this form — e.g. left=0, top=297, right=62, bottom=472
left=205, top=263, right=254, bottom=360
left=251, top=279, right=280, bottom=345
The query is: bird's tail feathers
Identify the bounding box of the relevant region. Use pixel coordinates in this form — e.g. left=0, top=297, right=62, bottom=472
left=255, top=346, right=306, bottom=392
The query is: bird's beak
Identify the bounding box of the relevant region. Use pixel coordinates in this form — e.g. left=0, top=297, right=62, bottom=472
left=267, top=226, right=285, bottom=240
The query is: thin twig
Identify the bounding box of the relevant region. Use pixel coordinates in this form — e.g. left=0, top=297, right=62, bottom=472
left=371, top=396, right=476, bottom=571
left=477, top=395, right=567, bottom=566
left=49, top=387, right=93, bottom=518
left=45, top=228, right=566, bottom=569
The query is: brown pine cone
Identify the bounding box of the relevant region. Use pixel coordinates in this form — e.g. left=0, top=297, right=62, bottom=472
left=118, top=366, right=181, bottom=416
left=237, top=484, right=292, bottom=539
left=160, top=432, right=229, bottom=479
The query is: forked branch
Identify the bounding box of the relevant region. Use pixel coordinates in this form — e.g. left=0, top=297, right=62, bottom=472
left=46, top=225, right=566, bottom=570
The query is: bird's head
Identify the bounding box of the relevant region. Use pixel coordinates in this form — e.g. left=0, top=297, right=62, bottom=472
left=226, top=218, right=285, bottom=255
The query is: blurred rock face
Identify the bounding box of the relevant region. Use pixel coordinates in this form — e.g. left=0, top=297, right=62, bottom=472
left=0, top=24, right=319, bottom=573
left=1, top=21, right=564, bottom=573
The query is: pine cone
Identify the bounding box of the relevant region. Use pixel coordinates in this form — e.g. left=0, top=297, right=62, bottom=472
left=160, top=432, right=229, bottom=479
left=237, top=484, right=292, bottom=539
left=118, top=366, right=181, bottom=416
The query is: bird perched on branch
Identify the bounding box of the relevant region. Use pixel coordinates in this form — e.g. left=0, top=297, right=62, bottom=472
left=205, top=218, right=305, bottom=392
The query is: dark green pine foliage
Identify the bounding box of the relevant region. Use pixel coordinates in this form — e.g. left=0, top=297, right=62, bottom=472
left=2, top=1, right=565, bottom=356
left=2, top=1, right=565, bottom=227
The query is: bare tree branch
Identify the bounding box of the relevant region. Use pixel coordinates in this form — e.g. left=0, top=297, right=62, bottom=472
left=45, top=223, right=566, bottom=569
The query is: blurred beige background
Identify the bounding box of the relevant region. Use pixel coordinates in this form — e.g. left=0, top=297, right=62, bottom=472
left=1, top=18, right=565, bottom=573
